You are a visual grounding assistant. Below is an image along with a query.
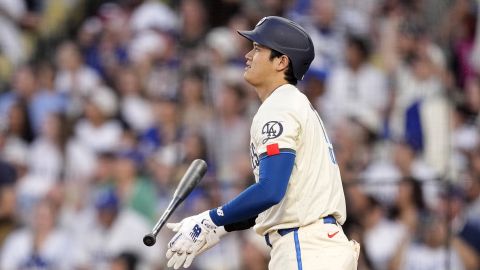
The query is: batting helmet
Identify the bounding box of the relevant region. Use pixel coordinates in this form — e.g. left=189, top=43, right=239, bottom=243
left=238, top=16, right=315, bottom=81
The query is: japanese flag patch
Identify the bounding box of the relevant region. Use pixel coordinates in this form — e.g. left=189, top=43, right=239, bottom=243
left=266, top=143, right=280, bottom=156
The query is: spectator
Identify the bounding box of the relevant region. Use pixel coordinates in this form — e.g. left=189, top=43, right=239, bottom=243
left=0, top=198, right=74, bottom=269
left=390, top=213, right=467, bottom=270
left=179, top=69, right=213, bottom=133
left=82, top=3, right=129, bottom=84
left=392, top=141, right=440, bottom=208
left=360, top=196, right=407, bottom=270
left=176, top=132, right=210, bottom=176
left=0, top=0, right=27, bottom=67
left=65, top=85, right=121, bottom=181
left=129, top=0, right=178, bottom=34
left=205, top=82, right=249, bottom=185
left=4, top=100, right=34, bottom=145
left=115, top=66, right=153, bottom=133
left=323, top=34, right=388, bottom=135
left=112, top=150, right=156, bottom=223
left=28, top=112, right=67, bottom=182
left=301, top=0, right=346, bottom=75
left=382, top=17, right=451, bottom=176
left=301, top=67, right=328, bottom=111
left=54, top=41, right=101, bottom=117
left=73, top=187, right=161, bottom=269
left=0, top=64, right=37, bottom=136
left=73, top=85, right=121, bottom=154
left=139, top=95, right=183, bottom=160
left=178, top=0, right=208, bottom=51
left=29, top=61, right=68, bottom=134
left=392, top=177, right=428, bottom=233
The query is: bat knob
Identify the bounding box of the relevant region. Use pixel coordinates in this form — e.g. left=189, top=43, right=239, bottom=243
left=143, top=233, right=156, bottom=246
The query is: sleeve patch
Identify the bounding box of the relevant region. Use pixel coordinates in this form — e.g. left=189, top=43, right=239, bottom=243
left=266, top=143, right=280, bottom=156
left=261, top=121, right=283, bottom=144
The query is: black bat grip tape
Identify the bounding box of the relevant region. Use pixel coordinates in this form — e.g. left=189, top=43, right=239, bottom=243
left=143, top=233, right=156, bottom=246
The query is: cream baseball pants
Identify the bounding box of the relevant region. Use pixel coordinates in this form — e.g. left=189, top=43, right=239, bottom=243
left=265, top=219, right=360, bottom=270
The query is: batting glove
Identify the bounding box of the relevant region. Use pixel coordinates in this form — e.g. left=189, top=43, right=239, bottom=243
left=165, top=211, right=227, bottom=269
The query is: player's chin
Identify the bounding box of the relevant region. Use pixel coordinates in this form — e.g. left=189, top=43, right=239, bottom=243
left=243, top=70, right=250, bottom=80
left=243, top=72, right=254, bottom=85
left=244, top=68, right=255, bottom=80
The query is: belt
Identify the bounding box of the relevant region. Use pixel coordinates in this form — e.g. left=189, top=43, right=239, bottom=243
left=264, top=215, right=337, bottom=247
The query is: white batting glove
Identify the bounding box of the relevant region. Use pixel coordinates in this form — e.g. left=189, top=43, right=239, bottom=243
left=165, top=211, right=226, bottom=269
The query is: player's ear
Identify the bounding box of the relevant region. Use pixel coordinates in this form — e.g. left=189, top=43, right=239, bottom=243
left=275, top=55, right=289, bottom=72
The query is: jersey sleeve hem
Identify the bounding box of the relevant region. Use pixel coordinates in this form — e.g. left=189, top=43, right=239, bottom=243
left=259, top=148, right=296, bottom=160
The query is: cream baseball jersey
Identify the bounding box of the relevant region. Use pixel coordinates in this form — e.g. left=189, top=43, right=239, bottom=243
left=249, top=84, right=347, bottom=236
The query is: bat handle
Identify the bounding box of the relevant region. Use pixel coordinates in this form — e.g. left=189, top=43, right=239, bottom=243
left=143, top=233, right=156, bottom=246
left=143, top=197, right=181, bottom=246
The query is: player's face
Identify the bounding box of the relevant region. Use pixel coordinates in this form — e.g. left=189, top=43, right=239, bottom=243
left=243, top=42, right=276, bottom=86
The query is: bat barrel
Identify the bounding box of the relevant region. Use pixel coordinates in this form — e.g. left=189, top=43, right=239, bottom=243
left=174, top=159, right=207, bottom=199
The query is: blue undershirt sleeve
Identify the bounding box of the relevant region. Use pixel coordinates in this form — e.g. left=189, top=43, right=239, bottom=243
left=209, top=151, right=295, bottom=226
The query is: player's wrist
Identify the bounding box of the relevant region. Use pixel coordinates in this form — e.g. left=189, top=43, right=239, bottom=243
left=197, top=210, right=218, bottom=230
left=208, top=208, right=223, bottom=226
left=214, top=225, right=228, bottom=237
left=204, top=210, right=227, bottom=237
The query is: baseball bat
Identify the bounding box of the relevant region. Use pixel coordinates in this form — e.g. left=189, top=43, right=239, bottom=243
left=143, top=159, right=207, bottom=246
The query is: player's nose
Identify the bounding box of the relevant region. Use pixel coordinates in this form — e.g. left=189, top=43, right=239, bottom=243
left=245, top=49, right=253, bottom=60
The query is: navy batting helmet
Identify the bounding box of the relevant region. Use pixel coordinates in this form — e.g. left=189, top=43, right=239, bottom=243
left=238, top=16, right=315, bottom=81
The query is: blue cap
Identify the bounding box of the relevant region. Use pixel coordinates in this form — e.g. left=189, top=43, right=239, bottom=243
left=304, top=67, right=328, bottom=82
left=95, top=188, right=120, bottom=210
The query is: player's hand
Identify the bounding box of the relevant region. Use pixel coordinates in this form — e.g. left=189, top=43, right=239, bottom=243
left=167, top=219, right=226, bottom=255
left=166, top=216, right=207, bottom=269
left=165, top=211, right=225, bottom=269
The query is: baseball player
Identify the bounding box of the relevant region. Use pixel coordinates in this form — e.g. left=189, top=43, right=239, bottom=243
left=165, top=16, right=360, bottom=269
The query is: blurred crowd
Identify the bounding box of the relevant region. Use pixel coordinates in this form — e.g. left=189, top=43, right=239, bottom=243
left=0, top=0, right=480, bottom=269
